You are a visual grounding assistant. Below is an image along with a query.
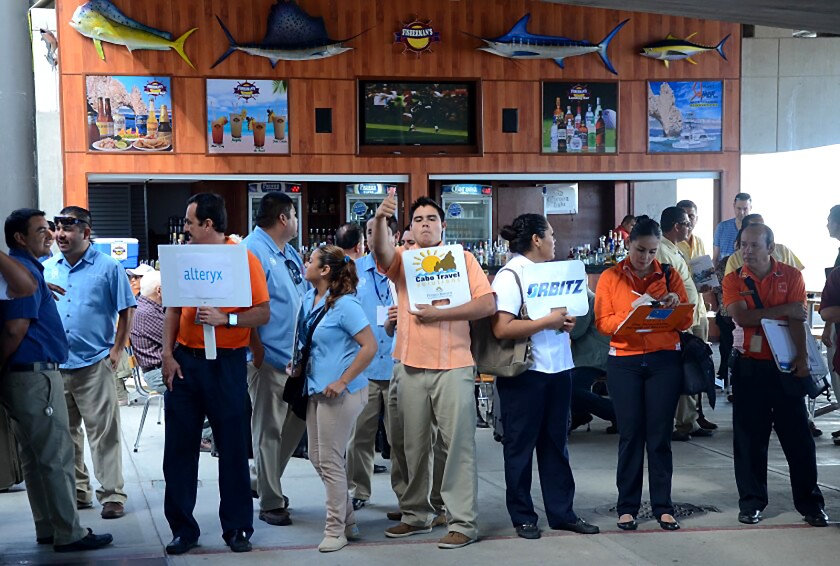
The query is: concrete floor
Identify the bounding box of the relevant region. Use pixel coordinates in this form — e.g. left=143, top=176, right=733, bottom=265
left=1, top=385, right=840, bottom=565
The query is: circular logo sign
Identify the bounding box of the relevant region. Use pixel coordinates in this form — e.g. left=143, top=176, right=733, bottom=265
left=447, top=203, right=463, bottom=218
left=352, top=201, right=369, bottom=218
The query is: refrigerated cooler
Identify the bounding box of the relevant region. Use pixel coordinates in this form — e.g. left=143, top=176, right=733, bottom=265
left=248, top=182, right=303, bottom=247
left=440, top=184, right=492, bottom=246
left=346, top=183, right=400, bottom=224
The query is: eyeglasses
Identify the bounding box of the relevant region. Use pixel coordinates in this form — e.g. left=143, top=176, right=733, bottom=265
left=54, top=216, right=89, bottom=230
left=285, top=259, right=302, bottom=285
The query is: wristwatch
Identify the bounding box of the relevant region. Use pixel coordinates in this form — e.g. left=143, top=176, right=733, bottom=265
left=226, top=313, right=238, bottom=328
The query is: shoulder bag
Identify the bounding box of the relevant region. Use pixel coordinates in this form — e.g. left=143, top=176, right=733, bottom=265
left=282, top=306, right=328, bottom=419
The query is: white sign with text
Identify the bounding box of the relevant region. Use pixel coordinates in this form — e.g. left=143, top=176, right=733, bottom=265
left=522, top=260, right=589, bottom=318
left=542, top=183, right=579, bottom=215
left=403, top=245, right=471, bottom=310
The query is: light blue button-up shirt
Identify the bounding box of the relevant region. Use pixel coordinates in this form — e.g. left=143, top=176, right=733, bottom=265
left=301, top=290, right=370, bottom=395
left=354, top=254, right=395, bottom=381
left=243, top=227, right=310, bottom=370
left=43, top=244, right=137, bottom=369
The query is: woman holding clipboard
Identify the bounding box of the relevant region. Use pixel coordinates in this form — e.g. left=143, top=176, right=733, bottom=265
left=594, top=218, right=692, bottom=531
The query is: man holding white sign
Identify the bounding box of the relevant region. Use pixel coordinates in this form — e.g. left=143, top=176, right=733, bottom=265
left=371, top=195, right=495, bottom=550
left=160, top=194, right=270, bottom=555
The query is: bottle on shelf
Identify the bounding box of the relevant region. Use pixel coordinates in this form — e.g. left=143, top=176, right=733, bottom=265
left=565, top=105, right=573, bottom=126
left=574, top=105, right=582, bottom=129
left=328, top=197, right=336, bottom=214
left=311, top=198, right=319, bottom=214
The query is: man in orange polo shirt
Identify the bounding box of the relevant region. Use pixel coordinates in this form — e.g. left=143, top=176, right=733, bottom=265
left=722, top=223, right=827, bottom=528
left=161, top=194, right=270, bottom=555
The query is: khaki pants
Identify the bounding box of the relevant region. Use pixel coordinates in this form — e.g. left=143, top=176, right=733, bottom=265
left=247, top=361, right=307, bottom=511
left=0, top=369, right=87, bottom=545
left=674, top=318, right=711, bottom=433
left=398, top=365, right=478, bottom=539
left=307, top=387, right=368, bottom=537
left=347, top=379, right=390, bottom=501
left=62, top=358, right=127, bottom=505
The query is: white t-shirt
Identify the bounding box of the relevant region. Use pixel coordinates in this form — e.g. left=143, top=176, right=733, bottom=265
left=491, top=253, right=574, bottom=374
left=0, top=273, right=9, bottom=300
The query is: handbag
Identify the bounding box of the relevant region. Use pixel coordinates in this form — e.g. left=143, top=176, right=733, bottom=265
left=470, top=268, right=534, bottom=377
left=282, top=306, right=328, bottom=419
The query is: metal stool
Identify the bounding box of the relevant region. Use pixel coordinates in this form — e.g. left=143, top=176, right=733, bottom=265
left=127, top=347, right=164, bottom=452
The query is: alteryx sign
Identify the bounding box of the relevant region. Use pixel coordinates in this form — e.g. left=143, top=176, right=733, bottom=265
left=159, top=244, right=252, bottom=308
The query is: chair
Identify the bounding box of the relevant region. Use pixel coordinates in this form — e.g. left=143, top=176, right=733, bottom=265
left=126, top=345, right=164, bottom=452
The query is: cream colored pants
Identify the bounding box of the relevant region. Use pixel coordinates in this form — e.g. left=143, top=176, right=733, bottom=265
left=347, top=379, right=390, bottom=501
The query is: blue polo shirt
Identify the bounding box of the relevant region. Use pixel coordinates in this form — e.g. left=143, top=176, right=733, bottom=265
left=2, top=248, right=68, bottom=365
left=43, top=244, right=136, bottom=369
left=714, top=218, right=739, bottom=259
left=301, top=290, right=370, bottom=395
left=354, top=254, right=394, bottom=381
left=243, top=227, right=310, bottom=369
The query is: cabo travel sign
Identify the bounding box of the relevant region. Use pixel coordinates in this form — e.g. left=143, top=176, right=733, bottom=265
left=403, top=245, right=471, bottom=310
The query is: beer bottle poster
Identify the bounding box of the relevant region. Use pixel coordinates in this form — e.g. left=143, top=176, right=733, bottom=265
left=541, top=82, right=618, bottom=154
left=85, top=76, right=174, bottom=152
left=647, top=81, right=723, bottom=153
left=206, top=79, right=289, bottom=155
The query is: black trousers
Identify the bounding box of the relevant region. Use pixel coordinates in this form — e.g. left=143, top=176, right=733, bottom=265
left=163, top=347, right=253, bottom=542
left=732, top=357, right=824, bottom=515
left=571, top=367, right=616, bottom=424
left=496, top=369, right=577, bottom=526
left=607, top=350, right=682, bottom=519
left=716, top=315, right=735, bottom=385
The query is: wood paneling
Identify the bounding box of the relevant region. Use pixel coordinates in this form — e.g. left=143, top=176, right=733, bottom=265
left=57, top=0, right=742, bottom=215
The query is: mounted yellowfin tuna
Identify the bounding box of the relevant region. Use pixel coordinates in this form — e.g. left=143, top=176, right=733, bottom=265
left=640, top=33, right=730, bottom=67
left=68, top=0, right=197, bottom=69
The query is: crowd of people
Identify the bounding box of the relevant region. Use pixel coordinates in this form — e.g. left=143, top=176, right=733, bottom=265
left=0, top=191, right=837, bottom=554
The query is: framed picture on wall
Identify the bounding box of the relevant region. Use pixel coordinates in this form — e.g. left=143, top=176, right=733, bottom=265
left=85, top=75, right=173, bottom=153
left=647, top=80, right=723, bottom=153
left=206, top=79, right=289, bottom=155
left=542, top=82, right=618, bottom=154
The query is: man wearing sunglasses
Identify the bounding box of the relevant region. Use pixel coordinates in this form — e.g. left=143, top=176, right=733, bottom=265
left=43, top=206, right=136, bottom=520
left=241, top=192, right=308, bottom=528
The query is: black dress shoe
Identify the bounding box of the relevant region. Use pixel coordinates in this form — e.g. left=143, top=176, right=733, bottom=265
left=738, top=510, right=762, bottom=525
left=657, top=515, right=680, bottom=530
left=803, top=510, right=829, bottom=527
left=373, top=464, right=388, bottom=474
left=689, top=428, right=714, bottom=438
left=617, top=518, right=637, bottom=531
left=551, top=518, right=600, bottom=534
left=55, top=529, right=113, bottom=553
left=226, top=530, right=252, bottom=553
left=165, top=536, right=198, bottom=555
left=514, top=523, right=541, bottom=539
left=671, top=430, right=691, bottom=442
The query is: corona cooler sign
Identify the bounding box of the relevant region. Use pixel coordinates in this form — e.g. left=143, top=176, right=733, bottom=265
left=394, top=18, right=441, bottom=56
left=403, top=245, right=471, bottom=310
left=522, top=260, right=589, bottom=318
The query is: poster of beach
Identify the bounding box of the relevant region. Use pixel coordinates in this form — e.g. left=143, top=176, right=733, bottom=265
left=648, top=81, right=723, bottom=153
left=206, top=79, right=289, bottom=155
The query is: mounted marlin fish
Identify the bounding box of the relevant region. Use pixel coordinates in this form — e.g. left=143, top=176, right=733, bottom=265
left=211, top=0, right=363, bottom=68
left=473, top=14, right=630, bottom=75
left=69, top=0, right=197, bottom=68
left=640, top=33, right=730, bottom=67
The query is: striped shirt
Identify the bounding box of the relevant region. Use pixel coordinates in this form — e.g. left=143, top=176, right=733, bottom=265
left=713, top=218, right=739, bottom=259
left=130, top=295, right=165, bottom=371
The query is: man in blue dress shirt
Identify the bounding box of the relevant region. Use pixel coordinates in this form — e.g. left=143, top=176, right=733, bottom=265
left=713, top=192, right=752, bottom=263
left=43, top=206, right=136, bottom=520
left=1, top=208, right=113, bottom=552
left=242, top=193, right=309, bottom=526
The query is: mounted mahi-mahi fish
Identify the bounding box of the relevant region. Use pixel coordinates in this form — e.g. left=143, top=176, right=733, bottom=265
left=640, top=33, right=730, bottom=67
left=211, top=0, right=365, bottom=68
left=472, top=14, right=629, bottom=75
left=69, top=0, right=197, bottom=68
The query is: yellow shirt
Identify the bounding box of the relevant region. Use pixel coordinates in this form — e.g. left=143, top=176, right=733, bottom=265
left=656, top=237, right=702, bottom=325
left=724, top=243, right=804, bottom=275
left=677, top=234, right=707, bottom=261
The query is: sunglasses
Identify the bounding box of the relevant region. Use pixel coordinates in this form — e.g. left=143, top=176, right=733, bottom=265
left=47, top=221, right=56, bottom=232
left=677, top=221, right=692, bottom=227
left=285, top=259, right=302, bottom=285
left=54, top=216, right=89, bottom=229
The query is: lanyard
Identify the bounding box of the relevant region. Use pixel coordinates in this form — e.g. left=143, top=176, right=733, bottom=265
left=368, top=269, right=390, bottom=305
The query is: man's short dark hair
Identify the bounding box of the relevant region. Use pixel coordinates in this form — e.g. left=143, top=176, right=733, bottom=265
left=187, top=193, right=227, bottom=233
left=335, top=223, right=362, bottom=250
left=409, top=197, right=445, bottom=222
left=60, top=205, right=92, bottom=226
left=743, top=223, right=774, bottom=247
left=734, top=192, right=751, bottom=203
left=621, top=214, right=635, bottom=224
left=676, top=199, right=697, bottom=210
left=365, top=215, right=398, bottom=235
left=5, top=208, right=45, bottom=249
left=255, top=192, right=294, bottom=229
left=660, top=206, right=686, bottom=233
left=829, top=204, right=840, bottom=224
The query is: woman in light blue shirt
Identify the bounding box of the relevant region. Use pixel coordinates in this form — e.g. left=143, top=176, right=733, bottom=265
left=299, top=245, right=376, bottom=553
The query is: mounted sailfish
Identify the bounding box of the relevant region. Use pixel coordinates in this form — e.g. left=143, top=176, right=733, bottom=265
left=473, top=15, right=629, bottom=75
left=640, top=33, right=730, bottom=67
left=211, top=0, right=364, bottom=68
left=69, top=0, right=197, bottom=68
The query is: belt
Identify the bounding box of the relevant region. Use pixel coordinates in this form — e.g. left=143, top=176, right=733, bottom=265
left=141, top=364, right=162, bottom=373
left=8, top=362, right=60, bottom=372
left=177, top=346, right=242, bottom=359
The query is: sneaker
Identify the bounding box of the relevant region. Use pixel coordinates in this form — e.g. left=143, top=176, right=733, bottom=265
left=352, top=498, right=367, bottom=511
left=345, top=524, right=361, bottom=541
left=385, top=522, right=432, bottom=538
left=386, top=511, right=402, bottom=521
left=259, top=508, right=292, bottom=526
left=318, top=535, right=348, bottom=552
left=437, top=531, right=476, bottom=549
left=432, top=513, right=448, bottom=527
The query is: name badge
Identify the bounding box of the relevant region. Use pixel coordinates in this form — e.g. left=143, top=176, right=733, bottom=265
left=376, top=305, right=388, bottom=326
left=749, top=334, right=763, bottom=353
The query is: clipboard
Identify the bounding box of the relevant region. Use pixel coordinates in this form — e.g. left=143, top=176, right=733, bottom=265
left=614, top=304, right=694, bottom=336
left=760, top=319, right=829, bottom=376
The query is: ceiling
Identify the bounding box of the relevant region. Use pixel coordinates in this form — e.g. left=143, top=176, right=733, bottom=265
left=545, top=0, right=840, bottom=34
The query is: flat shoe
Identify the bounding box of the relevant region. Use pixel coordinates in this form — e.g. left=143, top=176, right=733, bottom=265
left=657, top=518, right=680, bottom=531
left=617, top=519, right=637, bottom=531
left=738, top=510, right=762, bottom=525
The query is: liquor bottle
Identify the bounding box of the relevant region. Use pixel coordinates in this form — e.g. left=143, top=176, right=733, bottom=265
left=596, top=111, right=606, bottom=151
left=595, top=97, right=603, bottom=122
left=311, top=197, right=319, bottom=214
left=328, top=197, right=336, bottom=214
left=574, top=105, right=582, bottom=129
left=565, top=119, right=575, bottom=151
left=579, top=121, right=589, bottom=151
left=553, top=97, right=564, bottom=124
left=158, top=104, right=172, bottom=139
left=607, top=230, right=615, bottom=256
left=87, top=101, right=100, bottom=144
left=103, top=97, right=114, bottom=136
left=585, top=104, right=595, bottom=149
left=555, top=122, right=566, bottom=152
left=565, top=106, right=573, bottom=126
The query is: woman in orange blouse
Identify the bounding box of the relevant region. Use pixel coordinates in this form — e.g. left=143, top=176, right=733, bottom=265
left=595, top=218, right=692, bottom=531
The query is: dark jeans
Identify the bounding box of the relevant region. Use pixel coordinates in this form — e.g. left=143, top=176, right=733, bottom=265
left=607, top=350, right=682, bottom=519
left=732, top=357, right=824, bottom=515
left=495, top=369, right=577, bottom=527
left=571, top=367, right=616, bottom=424
left=716, top=315, right=735, bottom=386
left=163, top=347, right=253, bottom=543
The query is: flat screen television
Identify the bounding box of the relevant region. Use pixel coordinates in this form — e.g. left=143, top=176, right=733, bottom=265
left=358, top=80, right=481, bottom=155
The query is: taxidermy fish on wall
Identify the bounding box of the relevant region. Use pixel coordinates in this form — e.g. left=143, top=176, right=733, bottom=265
left=211, top=0, right=366, bottom=68
left=69, top=0, right=197, bottom=68
left=471, top=14, right=629, bottom=75
left=40, top=29, right=59, bottom=70
left=640, top=33, right=730, bottom=67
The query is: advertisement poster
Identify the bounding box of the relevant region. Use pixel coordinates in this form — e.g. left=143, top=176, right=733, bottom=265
left=542, top=82, right=618, bottom=154
left=403, top=245, right=471, bottom=310
left=206, top=79, right=289, bottom=155
left=648, top=81, right=723, bottom=153
left=85, top=76, right=173, bottom=152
